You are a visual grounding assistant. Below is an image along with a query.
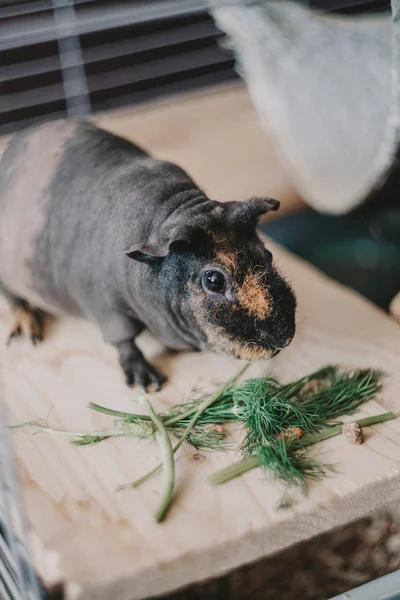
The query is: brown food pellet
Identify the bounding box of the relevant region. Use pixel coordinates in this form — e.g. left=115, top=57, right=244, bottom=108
left=342, top=421, right=364, bottom=445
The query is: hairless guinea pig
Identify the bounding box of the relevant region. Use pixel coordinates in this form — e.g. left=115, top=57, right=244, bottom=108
left=0, top=120, right=296, bottom=390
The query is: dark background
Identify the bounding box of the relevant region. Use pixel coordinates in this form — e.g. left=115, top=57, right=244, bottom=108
left=0, top=0, right=391, bottom=136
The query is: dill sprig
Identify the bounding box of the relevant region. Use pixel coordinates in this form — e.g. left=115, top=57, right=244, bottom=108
left=148, top=367, right=383, bottom=450
left=209, top=411, right=396, bottom=487
left=231, top=367, right=383, bottom=456
left=234, top=377, right=315, bottom=454
left=294, top=368, right=384, bottom=420
left=206, top=366, right=387, bottom=492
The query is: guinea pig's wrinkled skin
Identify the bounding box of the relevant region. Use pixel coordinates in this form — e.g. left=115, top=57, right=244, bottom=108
left=0, top=120, right=296, bottom=390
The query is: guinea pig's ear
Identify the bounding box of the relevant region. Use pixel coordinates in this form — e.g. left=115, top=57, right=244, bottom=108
left=125, top=248, right=161, bottom=264
left=225, top=197, right=280, bottom=228
left=125, top=224, right=193, bottom=263
left=126, top=199, right=224, bottom=263
left=125, top=197, right=224, bottom=263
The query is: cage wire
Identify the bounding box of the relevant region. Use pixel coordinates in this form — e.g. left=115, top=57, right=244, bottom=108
left=0, top=403, right=43, bottom=600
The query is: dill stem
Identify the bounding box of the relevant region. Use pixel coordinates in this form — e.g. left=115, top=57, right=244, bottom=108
left=141, top=396, right=175, bottom=523
left=357, top=412, right=396, bottom=426
left=299, top=412, right=396, bottom=447
left=208, top=456, right=259, bottom=485
left=208, top=411, right=396, bottom=486
left=9, top=421, right=118, bottom=438
left=91, top=364, right=249, bottom=428
left=89, top=400, right=218, bottom=428
left=88, top=402, right=152, bottom=421
left=117, top=364, right=250, bottom=491
left=117, top=383, right=235, bottom=491
left=162, top=363, right=249, bottom=426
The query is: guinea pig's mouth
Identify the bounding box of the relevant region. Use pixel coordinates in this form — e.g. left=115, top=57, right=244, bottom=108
left=203, top=328, right=283, bottom=361
left=228, top=343, right=278, bottom=361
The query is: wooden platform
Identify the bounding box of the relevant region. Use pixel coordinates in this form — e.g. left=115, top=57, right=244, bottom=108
left=1, top=85, right=400, bottom=599
left=1, top=237, right=400, bottom=600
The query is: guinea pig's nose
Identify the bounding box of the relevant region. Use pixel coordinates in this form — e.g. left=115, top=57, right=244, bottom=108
left=283, top=336, right=294, bottom=348
left=264, top=249, right=273, bottom=262
left=272, top=336, right=294, bottom=356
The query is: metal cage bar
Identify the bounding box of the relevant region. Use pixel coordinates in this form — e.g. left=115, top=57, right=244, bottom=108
left=0, top=404, right=43, bottom=600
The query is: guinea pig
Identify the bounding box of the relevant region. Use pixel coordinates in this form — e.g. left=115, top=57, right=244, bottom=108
left=0, top=120, right=296, bottom=390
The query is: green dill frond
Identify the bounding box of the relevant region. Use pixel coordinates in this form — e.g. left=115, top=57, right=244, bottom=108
left=161, top=395, right=237, bottom=427
left=236, top=378, right=315, bottom=454
left=296, top=368, right=384, bottom=424
left=279, top=366, right=338, bottom=399
left=256, top=440, right=330, bottom=487
left=230, top=367, right=384, bottom=455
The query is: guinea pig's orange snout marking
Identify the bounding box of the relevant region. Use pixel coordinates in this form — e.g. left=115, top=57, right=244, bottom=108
left=215, top=250, right=238, bottom=273
left=237, top=271, right=272, bottom=320
left=214, top=250, right=272, bottom=320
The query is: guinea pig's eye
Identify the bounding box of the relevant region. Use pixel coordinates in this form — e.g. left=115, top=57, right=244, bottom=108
left=203, top=269, right=227, bottom=294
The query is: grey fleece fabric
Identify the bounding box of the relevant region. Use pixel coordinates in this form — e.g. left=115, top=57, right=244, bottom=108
left=209, top=0, right=400, bottom=214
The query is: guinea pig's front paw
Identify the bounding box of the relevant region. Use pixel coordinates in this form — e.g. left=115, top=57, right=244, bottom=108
left=117, top=342, right=167, bottom=391
left=127, top=360, right=167, bottom=392
left=7, top=302, right=44, bottom=347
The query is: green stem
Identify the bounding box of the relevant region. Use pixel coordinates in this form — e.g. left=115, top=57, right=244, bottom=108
left=9, top=421, right=118, bottom=438
left=160, top=363, right=250, bottom=427
left=299, top=412, right=396, bottom=447
left=88, top=402, right=152, bottom=421
left=117, top=364, right=250, bottom=491
left=357, top=412, right=396, bottom=426
left=208, top=456, right=259, bottom=485
left=89, top=400, right=214, bottom=428
left=117, top=384, right=232, bottom=491
left=208, top=411, right=397, bottom=486
left=139, top=396, right=175, bottom=523
left=91, top=363, right=249, bottom=429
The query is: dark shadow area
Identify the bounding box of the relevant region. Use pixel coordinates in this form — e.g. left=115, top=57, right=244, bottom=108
left=260, top=148, right=400, bottom=311
left=155, top=506, right=400, bottom=600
